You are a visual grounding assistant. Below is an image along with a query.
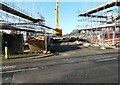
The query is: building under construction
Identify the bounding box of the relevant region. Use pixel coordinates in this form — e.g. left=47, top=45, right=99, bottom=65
left=78, top=0, right=120, bottom=47
left=0, top=0, right=53, bottom=53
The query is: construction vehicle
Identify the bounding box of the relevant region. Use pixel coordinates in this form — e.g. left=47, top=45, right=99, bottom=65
left=53, top=0, right=63, bottom=42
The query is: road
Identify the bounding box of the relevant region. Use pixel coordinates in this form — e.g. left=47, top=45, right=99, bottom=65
left=1, top=42, right=119, bottom=83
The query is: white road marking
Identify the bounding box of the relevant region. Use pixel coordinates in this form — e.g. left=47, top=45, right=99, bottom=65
left=62, top=52, right=75, bottom=56
left=0, top=67, right=38, bottom=74
left=69, top=61, right=75, bottom=63
left=62, top=54, right=69, bottom=56
left=41, top=66, right=47, bottom=68
left=96, top=58, right=117, bottom=62
left=94, top=56, right=114, bottom=60
left=0, top=65, right=16, bottom=70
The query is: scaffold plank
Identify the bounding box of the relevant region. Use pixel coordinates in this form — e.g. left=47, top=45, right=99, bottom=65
left=79, top=15, right=107, bottom=18
left=0, top=3, right=44, bottom=23
left=0, top=24, right=44, bottom=33
left=7, top=23, right=53, bottom=29
left=78, top=24, right=120, bottom=30
left=78, top=1, right=120, bottom=16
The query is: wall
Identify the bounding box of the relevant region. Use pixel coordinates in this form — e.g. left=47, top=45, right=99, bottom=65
left=1, top=33, right=24, bottom=54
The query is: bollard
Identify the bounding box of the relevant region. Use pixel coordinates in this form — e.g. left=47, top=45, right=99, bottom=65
left=47, top=51, right=51, bottom=54
left=43, top=51, right=51, bottom=54
left=100, top=47, right=106, bottom=50
left=43, top=51, right=47, bottom=54
left=5, top=47, right=8, bottom=59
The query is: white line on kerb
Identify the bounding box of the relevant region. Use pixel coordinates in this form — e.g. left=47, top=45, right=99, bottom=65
left=0, top=67, right=38, bottom=74
left=96, top=58, right=117, bottom=62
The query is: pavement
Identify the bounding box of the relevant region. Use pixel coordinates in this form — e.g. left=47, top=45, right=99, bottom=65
left=2, top=53, right=54, bottom=64
left=0, top=41, right=119, bottom=84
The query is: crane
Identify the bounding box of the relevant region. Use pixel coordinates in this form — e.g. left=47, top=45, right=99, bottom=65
left=53, top=0, right=63, bottom=42
left=56, top=0, right=59, bottom=29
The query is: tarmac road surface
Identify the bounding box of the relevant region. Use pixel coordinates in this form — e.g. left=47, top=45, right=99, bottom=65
left=1, top=42, right=119, bottom=83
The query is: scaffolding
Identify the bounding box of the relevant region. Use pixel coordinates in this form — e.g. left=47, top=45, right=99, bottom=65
left=78, top=0, right=120, bottom=47
left=0, top=0, right=53, bottom=41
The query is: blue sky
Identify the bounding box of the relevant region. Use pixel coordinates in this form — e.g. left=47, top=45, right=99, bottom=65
left=16, top=2, right=87, bottom=34
left=34, top=2, right=110, bottom=34
left=2, top=0, right=113, bottom=34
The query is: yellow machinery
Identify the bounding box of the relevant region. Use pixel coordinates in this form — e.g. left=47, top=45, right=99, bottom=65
left=53, top=29, right=62, bottom=36
left=53, top=0, right=62, bottom=38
